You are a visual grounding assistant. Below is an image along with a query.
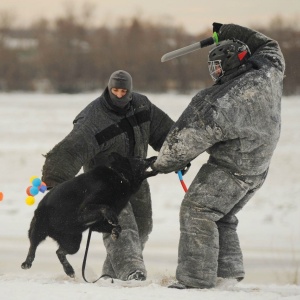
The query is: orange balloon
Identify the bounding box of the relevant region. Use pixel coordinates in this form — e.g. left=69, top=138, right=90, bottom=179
left=0, top=192, right=3, bottom=201
left=26, top=186, right=32, bottom=196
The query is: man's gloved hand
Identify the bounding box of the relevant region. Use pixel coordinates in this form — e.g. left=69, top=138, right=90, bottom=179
left=213, top=22, right=223, bottom=34
left=175, top=162, right=191, bottom=176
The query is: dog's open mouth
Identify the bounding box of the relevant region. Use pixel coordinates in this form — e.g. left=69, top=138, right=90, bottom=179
left=145, top=156, right=158, bottom=176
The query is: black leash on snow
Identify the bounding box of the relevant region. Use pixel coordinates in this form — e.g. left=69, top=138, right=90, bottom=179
left=82, top=228, right=114, bottom=283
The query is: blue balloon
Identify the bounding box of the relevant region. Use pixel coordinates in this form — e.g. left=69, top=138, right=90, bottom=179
left=29, top=186, right=39, bottom=196
left=32, top=178, right=42, bottom=187
left=39, top=184, right=47, bottom=193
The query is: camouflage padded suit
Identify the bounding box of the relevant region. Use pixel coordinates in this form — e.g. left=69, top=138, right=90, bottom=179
left=42, top=85, right=174, bottom=280
left=153, top=24, right=285, bottom=288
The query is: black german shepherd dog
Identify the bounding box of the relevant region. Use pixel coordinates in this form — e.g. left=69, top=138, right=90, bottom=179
left=21, top=153, right=157, bottom=278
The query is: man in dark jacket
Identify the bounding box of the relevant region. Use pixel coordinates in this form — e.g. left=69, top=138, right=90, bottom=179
left=42, top=70, right=174, bottom=281
left=152, top=23, right=285, bottom=288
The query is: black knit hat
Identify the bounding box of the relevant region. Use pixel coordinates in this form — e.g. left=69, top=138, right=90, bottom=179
left=108, top=70, right=132, bottom=92
left=107, top=70, right=133, bottom=109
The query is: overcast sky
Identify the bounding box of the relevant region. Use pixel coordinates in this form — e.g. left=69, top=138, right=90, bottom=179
left=0, top=0, right=299, bottom=33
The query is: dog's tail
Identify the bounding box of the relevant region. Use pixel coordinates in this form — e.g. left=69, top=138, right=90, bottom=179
left=28, top=207, right=50, bottom=243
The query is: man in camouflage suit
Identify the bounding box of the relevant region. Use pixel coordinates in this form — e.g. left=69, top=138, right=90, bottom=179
left=42, top=70, right=174, bottom=281
left=152, top=23, right=285, bottom=288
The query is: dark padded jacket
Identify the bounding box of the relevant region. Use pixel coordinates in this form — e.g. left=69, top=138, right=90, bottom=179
left=42, top=88, right=174, bottom=186
left=154, top=24, right=285, bottom=176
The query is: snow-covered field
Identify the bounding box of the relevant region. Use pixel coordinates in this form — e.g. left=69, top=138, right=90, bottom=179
left=0, top=92, right=299, bottom=299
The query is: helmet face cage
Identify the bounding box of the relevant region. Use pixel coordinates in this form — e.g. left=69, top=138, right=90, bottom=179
left=208, top=60, right=224, bottom=81
left=208, top=39, right=250, bottom=81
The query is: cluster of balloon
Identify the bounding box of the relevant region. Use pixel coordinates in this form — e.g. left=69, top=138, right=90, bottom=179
left=25, top=176, right=47, bottom=206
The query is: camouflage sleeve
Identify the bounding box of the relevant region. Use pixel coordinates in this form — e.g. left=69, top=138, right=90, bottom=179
left=217, top=23, right=285, bottom=72
left=42, top=105, right=100, bottom=187
left=153, top=100, right=223, bottom=173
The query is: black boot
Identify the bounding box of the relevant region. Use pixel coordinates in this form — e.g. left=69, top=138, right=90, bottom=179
left=127, top=270, right=146, bottom=281
left=168, top=281, right=191, bottom=289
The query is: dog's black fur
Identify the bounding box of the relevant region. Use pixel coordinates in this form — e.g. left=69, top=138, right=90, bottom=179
left=21, top=153, right=157, bottom=277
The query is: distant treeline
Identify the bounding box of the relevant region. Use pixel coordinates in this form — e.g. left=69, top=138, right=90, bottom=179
left=0, top=11, right=299, bottom=95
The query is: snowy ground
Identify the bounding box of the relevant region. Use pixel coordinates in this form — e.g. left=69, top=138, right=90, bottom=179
left=0, top=92, right=300, bottom=299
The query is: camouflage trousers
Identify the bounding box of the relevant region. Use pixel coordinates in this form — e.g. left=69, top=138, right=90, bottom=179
left=101, top=180, right=152, bottom=280
left=176, top=162, right=268, bottom=288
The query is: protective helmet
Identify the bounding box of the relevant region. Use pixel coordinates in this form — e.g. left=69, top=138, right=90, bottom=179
left=108, top=70, right=133, bottom=108
left=208, top=39, right=251, bottom=81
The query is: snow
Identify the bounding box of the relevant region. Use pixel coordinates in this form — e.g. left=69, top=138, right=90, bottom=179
left=0, top=92, right=300, bottom=299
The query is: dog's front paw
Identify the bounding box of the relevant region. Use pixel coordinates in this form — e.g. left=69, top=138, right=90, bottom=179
left=111, top=225, right=122, bottom=240
left=21, top=261, right=32, bottom=269
left=64, top=265, right=75, bottom=278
